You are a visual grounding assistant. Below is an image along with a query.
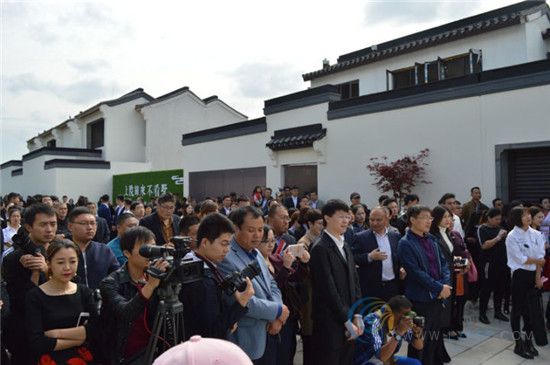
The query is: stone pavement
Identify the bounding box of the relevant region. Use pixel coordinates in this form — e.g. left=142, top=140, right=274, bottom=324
left=293, top=293, right=550, bottom=364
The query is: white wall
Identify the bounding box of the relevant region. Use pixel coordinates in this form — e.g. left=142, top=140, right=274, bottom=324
left=315, top=83, right=550, bottom=208
left=310, top=21, right=548, bottom=96
left=102, top=98, right=149, bottom=163
left=181, top=132, right=269, bottom=193
left=141, top=92, right=246, bottom=171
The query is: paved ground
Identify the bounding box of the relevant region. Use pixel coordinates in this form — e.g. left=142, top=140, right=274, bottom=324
left=293, top=293, right=550, bottom=364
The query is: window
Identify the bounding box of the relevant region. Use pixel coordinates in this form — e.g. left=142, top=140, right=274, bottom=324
left=46, top=139, right=56, bottom=148
left=386, top=49, right=483, bottom=90
left=336, top=80, right=359, bottom=99
left=87, top=119, right=104, bottom=149
left=442, top=53, right=469, bottom=79
left=390, top=67, right=416, bottom=89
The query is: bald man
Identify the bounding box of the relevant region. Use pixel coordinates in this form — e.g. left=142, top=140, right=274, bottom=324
left=352, top=207, right=404, bottom=301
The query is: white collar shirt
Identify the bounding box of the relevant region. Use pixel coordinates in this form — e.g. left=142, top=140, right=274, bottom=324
left=506, top=226, right=546, bottom=273
left=325, top=231, right=347, bottom=261
left=374, top=228, right=395, bottom=281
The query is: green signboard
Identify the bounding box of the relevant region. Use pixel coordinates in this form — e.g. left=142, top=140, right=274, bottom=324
left=113, top=169, right=184, bottom=201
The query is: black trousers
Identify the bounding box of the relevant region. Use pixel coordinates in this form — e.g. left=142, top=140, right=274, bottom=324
left=511, top=269, right=536, bottom=339
left=479, top=261, right=507, bottom=315
left=313, top=342, right=354, bottom=365
left=451, top=295, right=467, bottom=332
left=366, top=279, right=401, bottom=303
left=409, top=300, right=450, bottom=365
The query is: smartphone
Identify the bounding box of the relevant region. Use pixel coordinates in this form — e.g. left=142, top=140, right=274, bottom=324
left=76, top=312, right=90, bottom=326
left=287, top=244, right=305, bottom=257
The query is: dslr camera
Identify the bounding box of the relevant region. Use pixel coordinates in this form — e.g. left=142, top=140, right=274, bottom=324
left=220, top=261, right=262, bottom=295
left=139, top=236, right=203, bottom=284
left=405, top=311, right=425, bottom=328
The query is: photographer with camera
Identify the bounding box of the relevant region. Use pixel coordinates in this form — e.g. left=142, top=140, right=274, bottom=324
left=181, top=213, right=254, bottom=339
left=99, top=226, right=169, bottom=364
left=218, top=206, right=287, bottom=364
left=355, top=295, right=423, bottom=365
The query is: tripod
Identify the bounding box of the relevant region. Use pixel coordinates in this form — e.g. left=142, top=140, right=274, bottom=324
left=144, top=280, right=186, bottom=365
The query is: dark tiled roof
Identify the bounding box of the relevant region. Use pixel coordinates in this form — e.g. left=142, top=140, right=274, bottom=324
left=136, top=87, right=247, bottom=119
left=266, top=124, right=326, bottom=151
left=264, top=85, right=340, bottom=115
left=0, top=160, right=23, bottom=169
left=77, top=88, right=154, bottom=119
left=303, top=0, right=549, bottom=81
left=22, top=147, right=102, bottom=162
left=182, top=117, right=266, bottom=146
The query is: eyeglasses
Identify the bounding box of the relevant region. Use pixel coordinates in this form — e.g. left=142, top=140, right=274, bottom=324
left=159, top=204, right=175, bottom=210
left=261, top=239, right=276, bottom=245
left=73, top=221, right=97, bottom=226
left=414, top=216, right=434, bottom=221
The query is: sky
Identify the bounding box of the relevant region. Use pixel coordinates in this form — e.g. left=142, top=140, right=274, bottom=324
left=0, top=0, right=523, bottom=163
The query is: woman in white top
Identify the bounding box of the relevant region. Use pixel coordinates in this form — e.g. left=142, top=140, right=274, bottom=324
left=505, top=207, right=546, bottom=360
left=2, top=205, right=22, bottom=247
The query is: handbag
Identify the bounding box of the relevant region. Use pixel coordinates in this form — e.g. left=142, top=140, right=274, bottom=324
left=542, top=256, right=550, bottom=291
left=466, top=253, right=478, bottom=283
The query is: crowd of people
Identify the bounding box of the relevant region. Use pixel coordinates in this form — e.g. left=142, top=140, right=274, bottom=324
left=0, top=187, right=549, bottom=365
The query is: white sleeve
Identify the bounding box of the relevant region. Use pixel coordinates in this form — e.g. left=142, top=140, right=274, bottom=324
left=535, top=231, right=546, bottom=259
left=506, top=233, right=528, bottom=268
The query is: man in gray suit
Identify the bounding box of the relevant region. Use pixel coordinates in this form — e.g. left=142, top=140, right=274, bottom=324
left=218, top=206, right=289, bottom=363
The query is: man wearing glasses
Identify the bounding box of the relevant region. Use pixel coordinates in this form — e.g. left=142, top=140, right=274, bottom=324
left=139, top=193, right=181, bottom=246
left=67, top=207, right=120, bottom=289
left=397, top=206, right=451, bottom=365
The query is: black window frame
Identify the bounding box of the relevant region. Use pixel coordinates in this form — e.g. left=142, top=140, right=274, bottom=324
left=87, top=118, right=105, bottom=149
left=335, top=80, right=360, bottom=100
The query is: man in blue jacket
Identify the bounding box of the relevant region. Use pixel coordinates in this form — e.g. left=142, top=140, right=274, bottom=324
left=68, top=207, right=120, bottom=289
left=397, top=205, right=451, bottom=365
left=218, top=206, right=288, bottom=364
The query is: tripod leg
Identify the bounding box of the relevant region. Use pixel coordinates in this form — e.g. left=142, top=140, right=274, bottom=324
left=145, top=302, right=165, bottom=365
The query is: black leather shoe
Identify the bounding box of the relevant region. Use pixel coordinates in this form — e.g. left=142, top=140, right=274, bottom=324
left=458, top=332, right=467, bottom=338
left=479, top=314, right=490, bottom=324
left=514, top=340, right=534, bottom=359
left=524, top=337, right=539, bottom=357
left=495, top=312, right=510, bottom=322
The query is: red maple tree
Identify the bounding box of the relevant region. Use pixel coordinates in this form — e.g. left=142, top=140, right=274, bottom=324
left=367, top=148, right=431, bottom=204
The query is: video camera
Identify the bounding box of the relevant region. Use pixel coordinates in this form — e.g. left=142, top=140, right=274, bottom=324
left=220, top=260, right=262, bottom=295
left=405, top=311, right=425, bottom=328
left=139, top=236, right=203, bottom=285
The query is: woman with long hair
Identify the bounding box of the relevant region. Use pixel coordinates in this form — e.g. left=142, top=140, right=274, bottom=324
left=351, top=204, right=368, bottom=233
left=258, top=224, right=309, bottom=365
left=506, top=207, right=546, bottom=359
left=430, top=206, right=470, bottom=340
left=25, top=239, right=98, bottom=364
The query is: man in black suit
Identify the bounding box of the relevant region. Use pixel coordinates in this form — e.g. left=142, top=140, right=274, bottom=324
left=86, top=201, right=111, bottom=243
left=139, top=193, right=181, bottom=245
left=283, top=186, right=300, bottom=209
left=310, top=199, right=363, bottom=365
left=219, top=195, right=232, bottom=216
left=352, top=206, right=403, bottom=302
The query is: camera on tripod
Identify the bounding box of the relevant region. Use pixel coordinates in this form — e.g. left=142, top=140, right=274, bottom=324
left=220, top=260, right=262, bottom=295
left=139, top=236, right=203, bottom=284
